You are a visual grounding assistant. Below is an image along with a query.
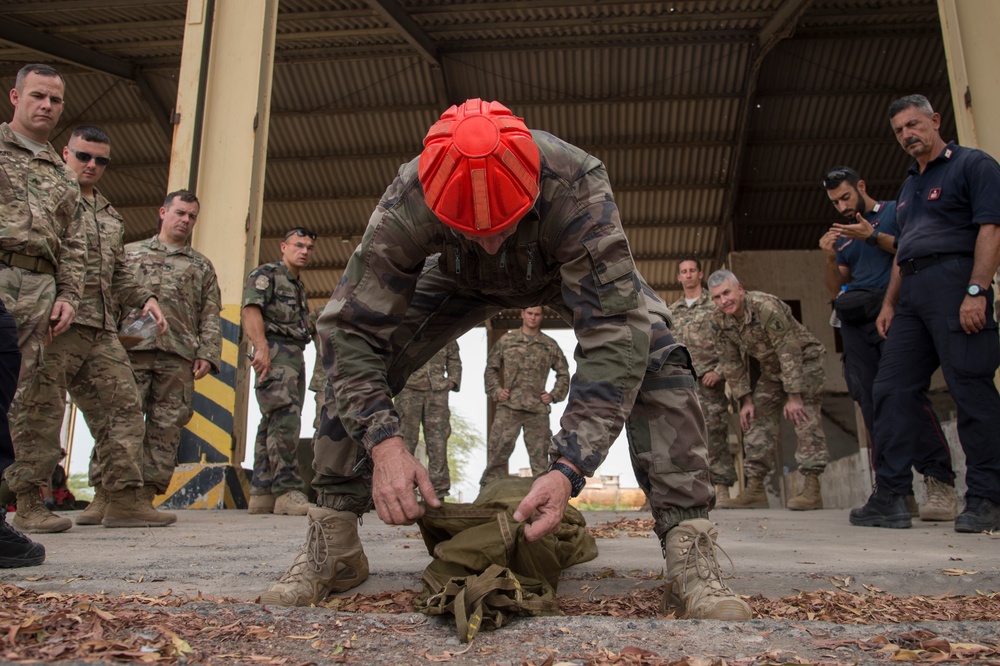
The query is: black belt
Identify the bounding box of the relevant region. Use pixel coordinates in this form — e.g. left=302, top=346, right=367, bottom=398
left=0, top=251, right=56, bottom=276
left=898, top=253, right=971, bottom=277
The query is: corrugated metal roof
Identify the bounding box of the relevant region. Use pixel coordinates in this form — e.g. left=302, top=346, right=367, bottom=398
left=0, top=0, right=955, bottom=308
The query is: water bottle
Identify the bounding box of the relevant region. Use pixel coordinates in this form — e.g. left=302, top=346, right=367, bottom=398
left=118, top=312, right=158, bottom=349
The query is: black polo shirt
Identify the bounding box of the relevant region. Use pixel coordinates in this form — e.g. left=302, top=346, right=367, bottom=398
left=895, top=142, right=1000, bottom=263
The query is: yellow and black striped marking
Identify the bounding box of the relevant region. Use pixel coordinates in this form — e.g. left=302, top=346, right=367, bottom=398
left=169, top=304, right=249, bottom=509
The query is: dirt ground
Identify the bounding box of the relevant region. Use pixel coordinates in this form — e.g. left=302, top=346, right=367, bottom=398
left=2, top=508, right=999, bottom=664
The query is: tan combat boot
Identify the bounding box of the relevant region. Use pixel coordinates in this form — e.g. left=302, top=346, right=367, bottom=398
left=102, top=488, right=177, bottom=528
left=261, top=507, right=369, bottom=606
left=13, top=491, right=72, bottom=534
left=274, top=490, right=310, bottom=516
left=787, top=472, right=823, bottom=511
left=718, top=477, right=768, bottom=509
left=248, top=493, right=276, bottom=515
left=906, top=495, right=919, bottom=518
left=919, top=477, right=958, bottom=521
left=76, top=486, right=110, bottom=525
left=714, top=482, right=734, bottom=509
left=661, top=518, right=751, bottom=620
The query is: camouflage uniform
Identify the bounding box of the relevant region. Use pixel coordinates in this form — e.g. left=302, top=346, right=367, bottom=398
left=713, top=291, right=829, bottom=479
left=0, top=122, right=87, bottom=405
left=121, top=237, right=222, bottom=494
left=313, top=131, right=713, bottom=540
left=480, top=329, right=569, bottom=484
left=669, top=291, right=736, bottom=486
left=394, top=340, right=461, bottom=497
left=7, top=190, right=152, bottom=494
left=243, top=261, right=310, bottom=497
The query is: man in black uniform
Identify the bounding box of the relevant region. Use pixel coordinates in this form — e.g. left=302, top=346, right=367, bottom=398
left=850, top=95, right=1000, bottom=532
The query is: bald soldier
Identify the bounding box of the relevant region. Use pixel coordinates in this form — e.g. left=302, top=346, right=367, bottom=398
left=708, top=269, right=830, bottom=511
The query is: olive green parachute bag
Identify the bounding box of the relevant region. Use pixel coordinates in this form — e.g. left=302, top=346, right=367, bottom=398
left=414, top=477, right=599, bottom=642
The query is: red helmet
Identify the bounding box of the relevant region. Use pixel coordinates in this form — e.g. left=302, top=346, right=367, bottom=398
left=419, top=99, right=540, bottom=237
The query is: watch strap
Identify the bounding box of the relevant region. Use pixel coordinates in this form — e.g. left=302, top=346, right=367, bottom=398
left=547, top=461, right=585, bottom=497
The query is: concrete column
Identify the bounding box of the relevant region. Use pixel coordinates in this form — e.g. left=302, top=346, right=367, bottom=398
left=937, top=0, right=1000, bottom=390
left=158, top=0, right=278, bottom=509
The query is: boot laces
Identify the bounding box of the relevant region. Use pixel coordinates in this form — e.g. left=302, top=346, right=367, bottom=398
left=680, top=531, right=736, bottom=598
left=279, top=518, right=330, bottom=581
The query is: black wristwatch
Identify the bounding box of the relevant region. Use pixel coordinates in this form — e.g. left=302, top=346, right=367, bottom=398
left=865, top=230, right=879, bottom=247
left=967, top=284, right=987, bottom=297
left=547, top=461, right=586, bottom=498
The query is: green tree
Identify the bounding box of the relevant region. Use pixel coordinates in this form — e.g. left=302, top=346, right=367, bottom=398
left=413, top=410, right=483, bottom=491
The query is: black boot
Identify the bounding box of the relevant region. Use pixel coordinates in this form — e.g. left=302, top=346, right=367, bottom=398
left=954, top=497, right=1000, bottom=534
left=0, top=508, right=46, bottom=568
left=849, top=486, right=911, bottom=529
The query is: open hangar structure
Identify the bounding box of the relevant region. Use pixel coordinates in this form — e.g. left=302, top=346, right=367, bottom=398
left=2, top=0, right=998, bottom=509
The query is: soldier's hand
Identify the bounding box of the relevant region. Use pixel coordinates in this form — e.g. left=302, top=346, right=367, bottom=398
left=832, top=214, right=874, bottom=240
left=702, top=371, right=722, bottom=388
left=819, top=229, right=839, bottom=258
left=514, top=464, right=573, bottom=542
left=49, top=301, right=76, bottom=337
left=783, top=393, right=807, bottom=427
left=739, top=399, right=755, bottom=432
left=876, top=304, right=895, bottom=339
left=251, top=346, right=271, bottom=378
left=498, top=388, right=510, bottom=403
left=143, top=298, right=168, bottom=334
left=959, top=294, right=987, bottom=334
left=371, top=437, right=440, bottom=525
left=540, top=391, right=553, bottom=405
left=192, top=359, right=211, bottom=380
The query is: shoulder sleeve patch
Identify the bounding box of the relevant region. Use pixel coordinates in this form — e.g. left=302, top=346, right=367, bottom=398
left=767, top=316, right=786, bottom=333
left=254, top=274, right=270, bottom=291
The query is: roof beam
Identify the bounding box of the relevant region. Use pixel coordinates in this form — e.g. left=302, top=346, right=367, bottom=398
left=0, top=18, right=172, bottom=142
left=715, top=0, right=813, bottom=263
left=366, top=0, right=451, bottom=109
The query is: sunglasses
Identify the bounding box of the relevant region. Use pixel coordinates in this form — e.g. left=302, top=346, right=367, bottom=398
left=821, top=167, right=860, bottom=189
left=68, top=148, right=111, bottom=167
left=284, top=227, right=317, bottom=241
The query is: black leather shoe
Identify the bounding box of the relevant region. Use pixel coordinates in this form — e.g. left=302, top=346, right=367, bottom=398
left=0, top=509, right=46, bottom=568
left=954, top=497, right=1000, bottom=533
left=849, top=487, right=912, bottom=528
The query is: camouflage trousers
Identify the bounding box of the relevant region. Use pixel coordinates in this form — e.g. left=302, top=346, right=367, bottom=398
left=479, top=405, right=551, bottom=487
left=742, top=367, right=829, bottom=479
left=395, top=387, right=451, bottom=497
left=7, top=324, right=143, bottom=494
left=311, top=264, right=712, bottom=539
left=251, top=340, right=306, bottom=496
left=128, top=350, right=194, bottom=494
left=0, top=266, right=56, bottom=415
left=697, top=380, right=736, bottom=486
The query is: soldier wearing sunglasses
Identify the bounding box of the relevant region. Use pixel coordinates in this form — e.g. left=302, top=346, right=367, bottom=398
left=242, top=227, right=316, bottom=516
left=9, top=126, right=174, bottom=532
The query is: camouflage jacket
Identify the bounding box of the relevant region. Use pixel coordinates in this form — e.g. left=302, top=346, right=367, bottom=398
left=404, top=340, right=462, bottom=392
left=243, top=260, right=310, bottom=344
left=712, top=290, right=825, bottom=399
left=75, top=189, right=153, bottom=331
left=668, top=290, right=722, bottom=379
left=322, top=130, right=659, bottom=475
left=308, top=306, right=326, bottom=392
left=0, top=122, right=87, bottom=308
left=121, top=236, right=223, bottom=372
left=485, top=329, right=569, bottom=414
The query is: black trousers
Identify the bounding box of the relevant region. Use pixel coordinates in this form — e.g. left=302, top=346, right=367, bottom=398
left=872, top=256, right=1000, bottom=501
left=840, top=319, right=953, bottom=485
left=0, top=298, right=22, bottom=477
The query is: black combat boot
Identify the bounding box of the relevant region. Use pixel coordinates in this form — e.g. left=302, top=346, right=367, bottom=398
left=954, top=497, right=1000, bottom=534
left=0, top=508, right=45, bottom=568
left=849, top=486, right=911, bottom=529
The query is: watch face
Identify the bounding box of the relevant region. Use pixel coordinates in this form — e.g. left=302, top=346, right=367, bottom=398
left=968, top=285, right=985, bottom=296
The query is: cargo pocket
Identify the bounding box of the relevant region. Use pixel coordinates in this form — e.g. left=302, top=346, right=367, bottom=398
left=947, top=316, right=1000, bottom=377
left=582, top=228, right=638, bottom=315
